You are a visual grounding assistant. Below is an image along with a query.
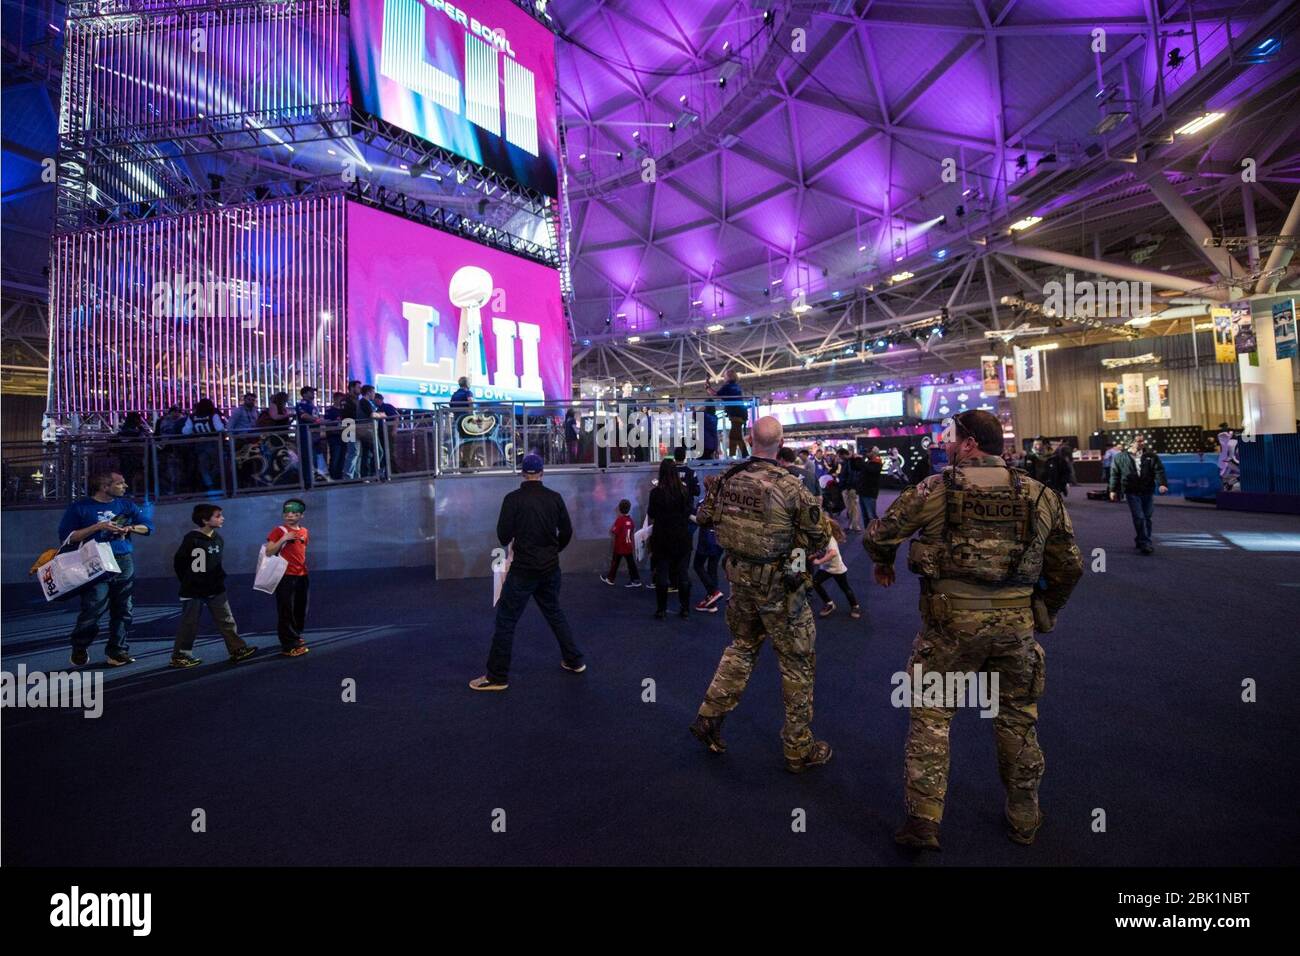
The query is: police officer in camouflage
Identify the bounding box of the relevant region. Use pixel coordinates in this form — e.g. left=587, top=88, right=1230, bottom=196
left=689, top=416, right=834, bottom=773
left=864, top=410, right=1082, bottom=850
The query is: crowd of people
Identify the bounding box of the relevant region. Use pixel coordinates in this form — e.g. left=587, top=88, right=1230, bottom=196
left=100, top=381, right=400, bottom=494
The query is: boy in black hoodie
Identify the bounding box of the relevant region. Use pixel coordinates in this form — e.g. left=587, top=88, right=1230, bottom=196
left=170, top=504, right=257, bottom=668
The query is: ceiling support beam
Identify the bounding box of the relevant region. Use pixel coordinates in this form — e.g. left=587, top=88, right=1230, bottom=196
left=1140, top=167, right=1247, bottom=281
left=1256, top=188, right=1300, bottom=295
left=995, top=241, right=1225, bottom=299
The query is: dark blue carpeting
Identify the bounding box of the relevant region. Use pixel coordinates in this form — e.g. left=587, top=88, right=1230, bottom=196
left=3, top=490, right=1298, bottom=865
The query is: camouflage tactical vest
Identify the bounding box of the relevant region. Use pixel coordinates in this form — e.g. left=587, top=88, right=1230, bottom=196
left=907, top=463, right=1043, bottom=587
left=712, top=460, right=799, bottom=563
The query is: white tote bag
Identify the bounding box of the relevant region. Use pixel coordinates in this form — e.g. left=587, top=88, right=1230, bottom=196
left=35, top=536, right=121, bottom=603
left=633, top=516, right=652, bottom=564
left=492, top=544, right=513, bottom=606
left=253, top=527, right=291, bottom=594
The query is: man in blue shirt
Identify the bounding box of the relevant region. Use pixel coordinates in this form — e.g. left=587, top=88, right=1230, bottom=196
left=57, top=470, right=154, bottom=667
left=294, top=386, right=323, bottom=488
left=714, top=370, right=748, bottom=457
left=449, top=376, right=474, bottom=467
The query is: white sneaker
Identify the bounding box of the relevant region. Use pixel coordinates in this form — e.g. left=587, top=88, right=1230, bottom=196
left=625, top=581, right=643, bottom=588
left=600, top=575, right=615, bottom=586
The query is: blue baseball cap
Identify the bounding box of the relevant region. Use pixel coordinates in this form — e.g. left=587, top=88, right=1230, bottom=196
left=521, top=454, right=545, bottom=475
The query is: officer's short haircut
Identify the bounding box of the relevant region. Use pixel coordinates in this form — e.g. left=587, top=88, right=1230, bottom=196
left=192, top=504, right=222, bottom=526
left=956, top=410, right=1004, bottom=455
left=777, top=447, right=797, bottom=463
left=618, top=498, right=631, bottom=514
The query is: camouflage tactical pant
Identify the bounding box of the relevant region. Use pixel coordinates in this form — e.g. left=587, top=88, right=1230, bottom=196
left=903, top=607, right=1045, bottom=829
left=698, top=571, right=818, bottom=762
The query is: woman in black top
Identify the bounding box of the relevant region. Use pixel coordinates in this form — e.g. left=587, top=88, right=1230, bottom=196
left=647, top=458, right=694, bottom=618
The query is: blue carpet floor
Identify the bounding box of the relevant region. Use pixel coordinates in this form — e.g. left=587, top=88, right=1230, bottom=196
left=3, top=489, right=1298, bottom=866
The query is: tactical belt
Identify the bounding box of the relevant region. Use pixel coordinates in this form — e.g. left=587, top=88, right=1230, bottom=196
left=944, top=595, right=1032, bottom=610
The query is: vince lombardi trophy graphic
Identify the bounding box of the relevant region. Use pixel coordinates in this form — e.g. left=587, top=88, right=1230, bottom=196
left=450, top=266, right=493, bottom=388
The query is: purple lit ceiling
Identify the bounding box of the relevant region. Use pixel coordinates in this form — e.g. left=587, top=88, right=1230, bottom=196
left=553, top=0, right=1300, bottom=393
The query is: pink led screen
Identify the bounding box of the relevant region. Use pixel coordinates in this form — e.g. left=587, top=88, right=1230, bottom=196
left=346, top=201, right=570, bottom=406
left=349, top=0, right=559, bottom=196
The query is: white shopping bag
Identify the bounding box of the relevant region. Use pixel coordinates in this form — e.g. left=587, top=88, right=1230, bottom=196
left=633, top=516, right=652, bottom=564
left=492, top=544, right=513, bottom=606
left=34, top=536, right=121, bottom=603
left=254, top=528, right=293, bottom=594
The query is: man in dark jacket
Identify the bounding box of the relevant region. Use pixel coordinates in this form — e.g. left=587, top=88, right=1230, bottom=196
left=471, top=454, right=585, bottom=690
left=169, top=504, right=257, bottom=667
left=1108, top=435, right=1168, bottom=554
left=858, top=449, right=883, bottom=521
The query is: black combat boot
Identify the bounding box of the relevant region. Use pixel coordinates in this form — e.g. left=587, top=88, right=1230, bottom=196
left=786, top=740, right=833, bottom=774
left=689, top=714, right=727, bottom=754
left=894, top=816, right=942, bottom=851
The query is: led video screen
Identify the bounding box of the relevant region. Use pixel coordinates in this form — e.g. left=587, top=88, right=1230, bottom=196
left=347, top=201, right=570, bottom=406
left=759, top=393, right=906, bottom=426
left=349, top=0, right=559, bottom=197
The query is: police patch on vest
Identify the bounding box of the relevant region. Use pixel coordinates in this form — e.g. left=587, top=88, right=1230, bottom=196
left=720, top=483, right=767, bottom=516
left=960, top=496, right=1028, bottom=521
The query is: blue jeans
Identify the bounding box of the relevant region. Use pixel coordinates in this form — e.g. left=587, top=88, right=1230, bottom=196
left=69, top=552, right=135, bottom=657
left=863, top=495, right=879, bottom=521
left=487, top=568, right=582, bottom=682
left=1126, top=493, right=1155, bottom=547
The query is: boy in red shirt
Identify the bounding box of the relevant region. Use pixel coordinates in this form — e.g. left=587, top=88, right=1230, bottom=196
left=601, top=498, right=642, bottom=588
left=266, top=498, right=311, bottom=657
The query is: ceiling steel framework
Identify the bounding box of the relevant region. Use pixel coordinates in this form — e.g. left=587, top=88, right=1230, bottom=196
left=558, top=0, right=1300, bottom=394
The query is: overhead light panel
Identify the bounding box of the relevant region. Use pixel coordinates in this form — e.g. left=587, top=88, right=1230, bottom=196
left=1174, top=112, right=1225, bottom=136
left=1009, top=215, right=1042, bottom=232
left=890, top=271, right=914, bottom=283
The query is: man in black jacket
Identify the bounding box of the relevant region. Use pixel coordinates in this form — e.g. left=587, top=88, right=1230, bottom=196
left=170, top=504, right=257, bottom=667
left=471, top=454, right=585, bottom=690
left=1108, top=435, right=1169, bottom=554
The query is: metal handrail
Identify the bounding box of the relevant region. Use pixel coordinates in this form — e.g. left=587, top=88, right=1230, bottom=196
left=3, top=399, right=758, bottom=507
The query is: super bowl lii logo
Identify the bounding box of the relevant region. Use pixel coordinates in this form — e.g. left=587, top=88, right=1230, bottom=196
left=383, top=266, right=544, bottom=403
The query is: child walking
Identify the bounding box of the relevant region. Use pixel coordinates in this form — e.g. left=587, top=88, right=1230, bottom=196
left=601, top=498, right=642, bottom=587
left=266, top=498, right=311, bottom=657
left=171, top=504, right=258, bottom=667
left=811, top=515, right=861, bottom=619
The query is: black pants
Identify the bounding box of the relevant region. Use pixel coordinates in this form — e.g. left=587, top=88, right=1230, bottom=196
left=274, top=574, right=310, bottom=649
left=654, top=552, right=691, bottom=612
left=606, top=553, right=640, bottom=583
left=487, top=568, right=583, bottom=682
left=812, top=569, right=858, bottom=607
left=693, top=551, right=720, bottom=594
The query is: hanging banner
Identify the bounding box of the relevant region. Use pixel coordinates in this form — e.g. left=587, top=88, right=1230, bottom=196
left=1273, top=298, right=1297, bottom=360
left=1230, top=300, right=1256, bottom=355
left=1002, top=356, right=1017, bottom=398
left=1211, top=306, right=1237, bottom=363
left=1121, top=372, right=1146, bottom=412
left=980, top=355, right=1000, bottom=396
left=1015, top=346, right=1044, bottom=392
left=1145, top=377, right=1171, bottom=420
left=1101, top=381, right=1123, bottom=423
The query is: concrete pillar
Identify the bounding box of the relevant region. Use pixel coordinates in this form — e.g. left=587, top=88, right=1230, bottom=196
left=1239, top=294, right=1296, bottom=437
